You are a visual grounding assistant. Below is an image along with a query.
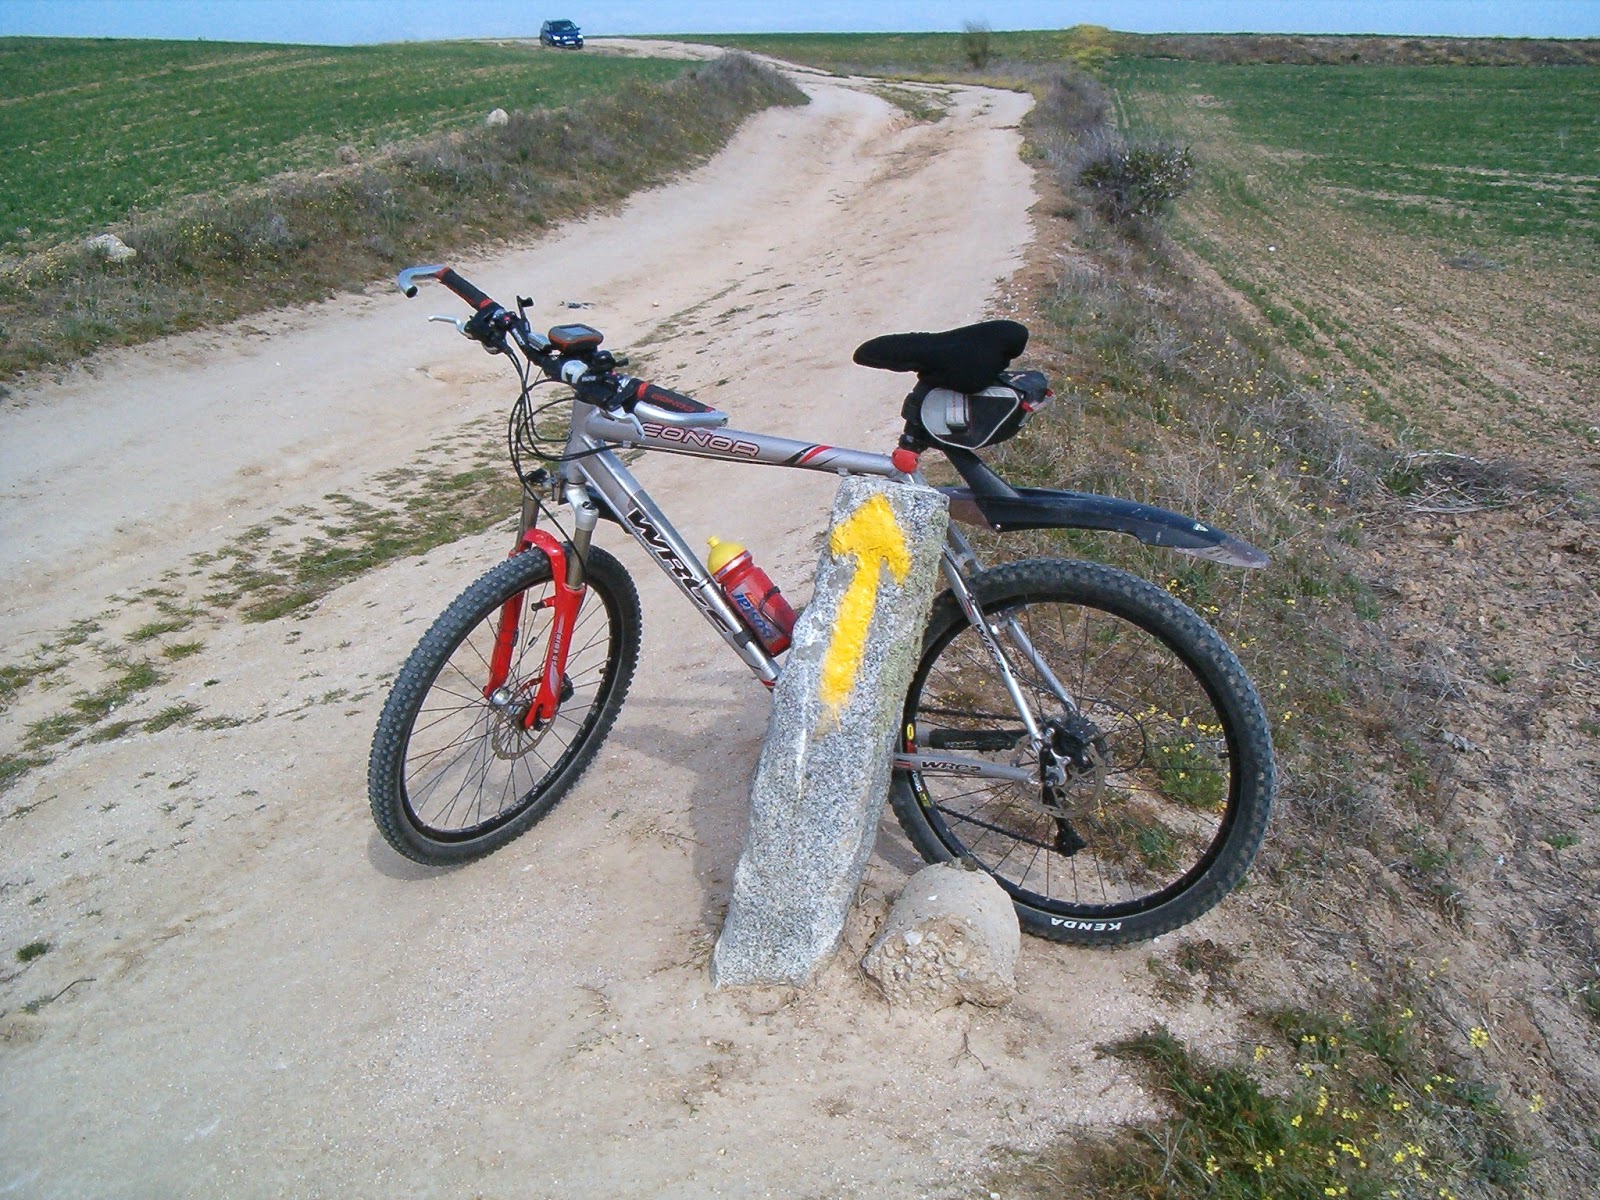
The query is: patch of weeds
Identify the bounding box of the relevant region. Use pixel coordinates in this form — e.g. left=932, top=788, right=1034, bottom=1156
left=1150, top=939, right=1244, bottom=1007
left=86, top=719, right=139, bottom=744
left=1579, top=986, right=1600, bottom=1025
left=70, top=661, right=163, bottom=723
left=0, top=658, right=65, bottom=710
left=1175, top=938, right=1241, bottom=996
left=995, top=1004, right=1530, bottom=1200
left=1148, top=955, right=1197, bottom=1004
left=1541, top=831, right=1578, bottom=851
left=162, top=640, right=205, bottom=661
left=242, top=589, right=320, bottom=622
left=144, top=703, right=200, bottom=733
left=194, top=714, right=247, bottom=730
left=24, top=711, right=84, bottom=750
left=52, top=618, right=101, bottom=649
left=1134, top=824, right=1179, bottom=871
left=1, top=752, right=53, bottom=796
left=16, top=940, right=50, bottom=963
left=22, top=661, right=164, bottom=750
left=127, top=617, right=192, bottom=642
left=1396, top=828, right=1471, bottom=925
left=1147, top=736, right=1228, bottom=809
left=216, top=449, right=517, bottom=622
left=870, top=84, right=949, bottom=122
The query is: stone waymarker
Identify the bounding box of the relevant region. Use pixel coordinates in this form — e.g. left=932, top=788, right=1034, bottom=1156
left=861, top=862, right=1020, bottom=1009
left=712, top=478, right=949, bottom=987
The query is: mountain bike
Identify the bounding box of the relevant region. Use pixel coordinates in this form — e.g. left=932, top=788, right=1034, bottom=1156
left=368, top=264, right=1276, bottom=945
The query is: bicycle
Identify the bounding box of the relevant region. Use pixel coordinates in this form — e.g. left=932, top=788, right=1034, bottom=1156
left=368, top=263, right=1276, bottom=946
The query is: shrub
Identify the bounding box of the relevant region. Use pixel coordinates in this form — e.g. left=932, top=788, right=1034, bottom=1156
left=960, top=20, right=992, bottom=69
left=1076, top=133, right=1195, bottom=224
left=1060, top=24, right=1119, bottom=70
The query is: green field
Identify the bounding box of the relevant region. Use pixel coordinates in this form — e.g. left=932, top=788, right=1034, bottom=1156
left=0, top=38, right=688, bottom=253
left=1105, top=59, right=1600, bottom=245
left=1097, top=56, right=1599, bottom=452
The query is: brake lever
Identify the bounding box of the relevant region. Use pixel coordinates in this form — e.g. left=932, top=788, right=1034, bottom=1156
left=428, top=314, right=472, bottom=337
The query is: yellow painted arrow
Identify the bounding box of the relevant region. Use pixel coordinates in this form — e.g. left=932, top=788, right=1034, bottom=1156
left=819, top=494, right=911, bottom=715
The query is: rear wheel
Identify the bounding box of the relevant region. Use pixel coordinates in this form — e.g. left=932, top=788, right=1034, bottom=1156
left=890, top=558, right=1273, bottom=944
left=369, top=545, right=640, bottom=865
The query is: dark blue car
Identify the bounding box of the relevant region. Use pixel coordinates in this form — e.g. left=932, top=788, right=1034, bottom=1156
left=539, top=19, right=584, bottom=48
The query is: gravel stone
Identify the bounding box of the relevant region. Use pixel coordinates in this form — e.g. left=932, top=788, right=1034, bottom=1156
left=861, top=862, right=1020, bottom=1009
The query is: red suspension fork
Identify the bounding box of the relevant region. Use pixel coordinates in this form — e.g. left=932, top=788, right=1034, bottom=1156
left=483, top=529, right=587, bottom=730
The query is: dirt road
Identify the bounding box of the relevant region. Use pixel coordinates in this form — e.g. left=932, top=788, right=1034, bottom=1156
left=1, top=58, right=1229, bottom=1198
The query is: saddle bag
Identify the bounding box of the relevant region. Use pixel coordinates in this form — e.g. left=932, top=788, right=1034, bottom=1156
left=918, top=370, right=1051, bottom=450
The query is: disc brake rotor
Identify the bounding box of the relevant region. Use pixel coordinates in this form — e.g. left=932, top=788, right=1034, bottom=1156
left=485, top=675, right=571, bottom=760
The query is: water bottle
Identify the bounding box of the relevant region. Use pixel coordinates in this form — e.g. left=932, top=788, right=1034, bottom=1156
left=706, top=536, right=797, bottom=655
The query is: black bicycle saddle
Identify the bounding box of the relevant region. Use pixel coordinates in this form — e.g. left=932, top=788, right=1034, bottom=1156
left=852, top=320, right=1029, bottom=393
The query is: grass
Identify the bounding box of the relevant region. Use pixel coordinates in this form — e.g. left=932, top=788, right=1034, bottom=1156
left=127, top=617, right=192, bottom=643
left=685, top=30, right=1600, bottom=78
left=0, top=658, right=63, bottom=711
left=0, top=46, right=805, bottom=383
left=879, top=48, right=1569, bottom=1194
left=995, top=1003, right=1528, bottom=1199
left=22, top=660, right=164, bottom=750
left=16, top=941, right=50, bottom=963
left=867, top=84, right=951, bottom=122
left=1104, top=59, right=1600, bottom=246
left=681, top=28, right=1120, bottom=76
left=1098, top=57, right=1600, bottom=458
left=0, top=38, right=690, bottom=256
left=203, top=431, right=514, bottom=621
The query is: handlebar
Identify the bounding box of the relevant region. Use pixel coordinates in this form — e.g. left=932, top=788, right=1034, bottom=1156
left=396, top=264, right=493, bottom=309
left=397, top=263, right=727, bottom=430
left=398, top=263, right=551, bottom=361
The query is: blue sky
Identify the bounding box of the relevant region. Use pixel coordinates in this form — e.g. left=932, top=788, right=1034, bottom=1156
left=2, top=0, right=1597, bottom=42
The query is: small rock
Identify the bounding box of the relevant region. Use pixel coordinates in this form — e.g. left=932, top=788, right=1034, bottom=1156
left=486, top=108, right=509, bottom=127
left=85, top=233, right=136, bottom=262
left=862, top=862, right=1019, bottom=1009
left=1441, top=729, right=1487, bottom=756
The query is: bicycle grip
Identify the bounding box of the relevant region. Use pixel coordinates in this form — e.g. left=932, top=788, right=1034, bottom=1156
left=437, top=268, right=496, bottom=311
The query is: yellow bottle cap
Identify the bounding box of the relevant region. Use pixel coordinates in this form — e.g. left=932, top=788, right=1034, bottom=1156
left=705, top=535, right=745, bottom=575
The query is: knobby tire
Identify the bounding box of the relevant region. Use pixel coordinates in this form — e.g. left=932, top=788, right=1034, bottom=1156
left=369, top=545, right=640, bottom=865
left=890, top=558, right=1274, bottom=945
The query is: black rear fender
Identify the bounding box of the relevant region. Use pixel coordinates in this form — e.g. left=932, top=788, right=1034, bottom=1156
left=939, top=485, right=1269, bottom=569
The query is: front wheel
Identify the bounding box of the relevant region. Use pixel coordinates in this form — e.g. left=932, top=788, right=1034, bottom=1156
left=369, top=544, right=640, bottom=865
left=890, top=558, right=1274, bottom=945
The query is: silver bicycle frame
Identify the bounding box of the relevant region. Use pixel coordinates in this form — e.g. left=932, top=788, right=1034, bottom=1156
left=548, top=396, right=1051, bottom=779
